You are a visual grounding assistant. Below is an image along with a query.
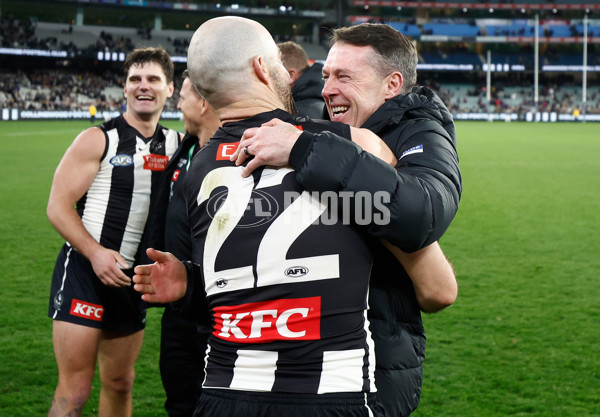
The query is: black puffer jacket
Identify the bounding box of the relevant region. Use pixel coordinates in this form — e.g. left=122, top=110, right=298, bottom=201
left=289, top=86, right=461, bottom=416
left=291, top=62, right=326, bottom=119
left=289, top=86, right=461, bottom=252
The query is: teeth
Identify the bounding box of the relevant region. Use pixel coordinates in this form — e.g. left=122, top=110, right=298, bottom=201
left=331, top=106, right=348, bottom=116
left=137, top=95, right=153, bottom=100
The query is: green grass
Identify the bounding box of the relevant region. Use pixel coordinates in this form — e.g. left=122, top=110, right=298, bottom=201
left=1, top=120, right=599, bottom=416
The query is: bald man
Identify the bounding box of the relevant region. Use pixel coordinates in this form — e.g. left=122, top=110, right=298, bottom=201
left=134, top=16, right=398, bottom=417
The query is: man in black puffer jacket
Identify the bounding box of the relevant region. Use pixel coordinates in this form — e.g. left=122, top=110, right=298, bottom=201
left=232, top=23, right=461, bottom=417
left=278, top=41, right=325, bottom=119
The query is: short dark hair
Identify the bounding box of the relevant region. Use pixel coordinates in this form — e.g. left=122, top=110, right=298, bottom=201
left=181, top=69, right=203, bottom=98
left=277, top=41, right=309, bottom=73
left=123, top=46, right=174, bottom=83
left=331, top=23, right=417, bottom=93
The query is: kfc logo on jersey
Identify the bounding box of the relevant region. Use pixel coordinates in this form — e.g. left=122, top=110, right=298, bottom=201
left=70, top=299, right=104, bottom=322
left=216, top=142, right=240, bottom=160
left=213, top=297, right=321, bottom=343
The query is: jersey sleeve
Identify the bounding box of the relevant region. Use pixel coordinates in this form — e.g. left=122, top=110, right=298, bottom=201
left=288, top=121, right=461, bottom=253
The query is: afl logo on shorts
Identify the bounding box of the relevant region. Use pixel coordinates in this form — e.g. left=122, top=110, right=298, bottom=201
left=110, top=154, right=134, bottom=167
left=285, top=266, right=309, bottom=278
left=216, top=279, right=228, bottom=288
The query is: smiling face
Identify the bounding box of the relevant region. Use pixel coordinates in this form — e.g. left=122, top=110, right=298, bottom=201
left=322, top=42, right=392, bottom=128
left=177, top=77, right=205, bottom=136
left=124, top=62, right=174, bottom=118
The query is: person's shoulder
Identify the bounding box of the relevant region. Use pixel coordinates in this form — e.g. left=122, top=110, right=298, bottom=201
left=63, top=126, right=107, bottom=162
left=74, top=126, right=106, bottom=144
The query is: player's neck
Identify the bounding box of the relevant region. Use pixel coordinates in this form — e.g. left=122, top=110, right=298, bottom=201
left=123, top=111, right=161, bottom=138
left=218, top=99, right=284, bottom=125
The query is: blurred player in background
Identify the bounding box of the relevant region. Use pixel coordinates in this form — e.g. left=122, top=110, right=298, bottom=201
left=277, top=41, right=325, bottom=119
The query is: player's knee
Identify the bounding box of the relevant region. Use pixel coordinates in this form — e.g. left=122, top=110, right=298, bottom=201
left=53, top=381, right=92, bottom=411
left=101, top=370, right=136, bottom=395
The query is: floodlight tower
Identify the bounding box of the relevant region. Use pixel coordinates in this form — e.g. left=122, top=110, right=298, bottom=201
left=534, top=14, right=539, bottom=121
left=582, top=12, right=588, bottom=123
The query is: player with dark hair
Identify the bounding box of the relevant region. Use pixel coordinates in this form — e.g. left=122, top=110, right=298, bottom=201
left=47, top=46, right=181, bottom=417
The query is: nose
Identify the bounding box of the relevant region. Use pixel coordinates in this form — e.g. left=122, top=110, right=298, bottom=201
left=139, top=77, right=150, bottom=90
left=321, top=78, right=335, bottom=101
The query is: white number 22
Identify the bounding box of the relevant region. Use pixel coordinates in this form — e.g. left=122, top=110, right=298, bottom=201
left=197, top=166, right=339, bottom=296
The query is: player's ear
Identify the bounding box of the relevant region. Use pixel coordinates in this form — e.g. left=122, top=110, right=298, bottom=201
left=252, top=56, right=270, bottom=85
left=167, top=81, right=175, bottom=98
left=385, top=71, right=403, bottom=99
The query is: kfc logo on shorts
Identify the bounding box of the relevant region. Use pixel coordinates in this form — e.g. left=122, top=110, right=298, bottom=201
left=216, top=142, right=240, bottom=160
left=70, top=299, right=104, bottom=322
left=213, top=297, right=320, bottom=343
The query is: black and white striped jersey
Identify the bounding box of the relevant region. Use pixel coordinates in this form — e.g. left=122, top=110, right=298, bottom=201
left=76, top=115, right=180, bottom=265
left=183, top=109, right=377, bottom=395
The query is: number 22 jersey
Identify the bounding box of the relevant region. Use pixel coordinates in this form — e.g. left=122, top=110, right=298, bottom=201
left=183, top=109, right=376, bottom=395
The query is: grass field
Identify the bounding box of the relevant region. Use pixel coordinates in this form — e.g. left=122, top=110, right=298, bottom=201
left=1, top=120, right=599, bottom=416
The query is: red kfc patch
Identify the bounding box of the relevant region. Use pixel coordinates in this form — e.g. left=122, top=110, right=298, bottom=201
left=172, top=170, right=180, bottom=182
left=70, top=299, right=104, bottom=322
left=143, top=154, right=169, bottom=171
left=213, top=297, right=321, bottom=343
left=216, top=142, right=240, bottom=161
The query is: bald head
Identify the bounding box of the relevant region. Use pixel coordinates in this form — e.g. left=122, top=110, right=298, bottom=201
left=187, top=17, right=282, bottom=107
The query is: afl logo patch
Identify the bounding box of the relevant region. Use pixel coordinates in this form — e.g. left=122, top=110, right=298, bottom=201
left=285, top=266, right=309, bottom=278
left=110, top=154, right=134, bottom=167
left=215, top=279, right=228, bottom=288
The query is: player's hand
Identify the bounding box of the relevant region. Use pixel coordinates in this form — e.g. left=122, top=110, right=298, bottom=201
left=231, top=118, right=302, bottom=177
left=133, top=248, right=187, bottom=303
left=89, top=248, right=131, bottom=287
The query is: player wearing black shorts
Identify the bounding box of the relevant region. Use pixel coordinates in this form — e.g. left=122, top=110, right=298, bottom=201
left=49, top=115, right=180, bottom=331
left=47, top=47, right=180, bottom=417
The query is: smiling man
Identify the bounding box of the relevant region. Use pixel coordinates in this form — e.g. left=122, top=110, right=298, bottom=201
left=46, top=47, right=181, bottom=417
left=231, top=23, right=462, bottom=417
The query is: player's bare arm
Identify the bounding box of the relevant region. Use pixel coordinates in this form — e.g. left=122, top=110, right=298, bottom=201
left=47, top=127, right=131, bottom=287
left=384, top=240, right=458, bottom=312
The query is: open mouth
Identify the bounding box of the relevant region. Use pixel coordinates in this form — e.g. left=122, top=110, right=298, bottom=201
left=331, top=105, right=349, bottom=118
left=136, top=95, right=154, bottom=101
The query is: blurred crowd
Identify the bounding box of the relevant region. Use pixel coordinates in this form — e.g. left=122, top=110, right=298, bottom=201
left=2, top=17, right=599, bottom=116
left=3, top=67, right=598, bottom=116
left=1, top=18, right=78, bottom=54
left=429, top=79, right=600, bottom=115
left=0, top=69, right=182, bottom=113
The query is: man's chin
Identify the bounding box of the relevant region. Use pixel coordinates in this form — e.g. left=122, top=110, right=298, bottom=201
left=331, top=112, right=350, bottom=124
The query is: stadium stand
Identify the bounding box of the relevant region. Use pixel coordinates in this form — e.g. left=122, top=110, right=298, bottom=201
left=422, top=23, right=481, bottom=37
left=1, top=1, right=600, bottom=120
